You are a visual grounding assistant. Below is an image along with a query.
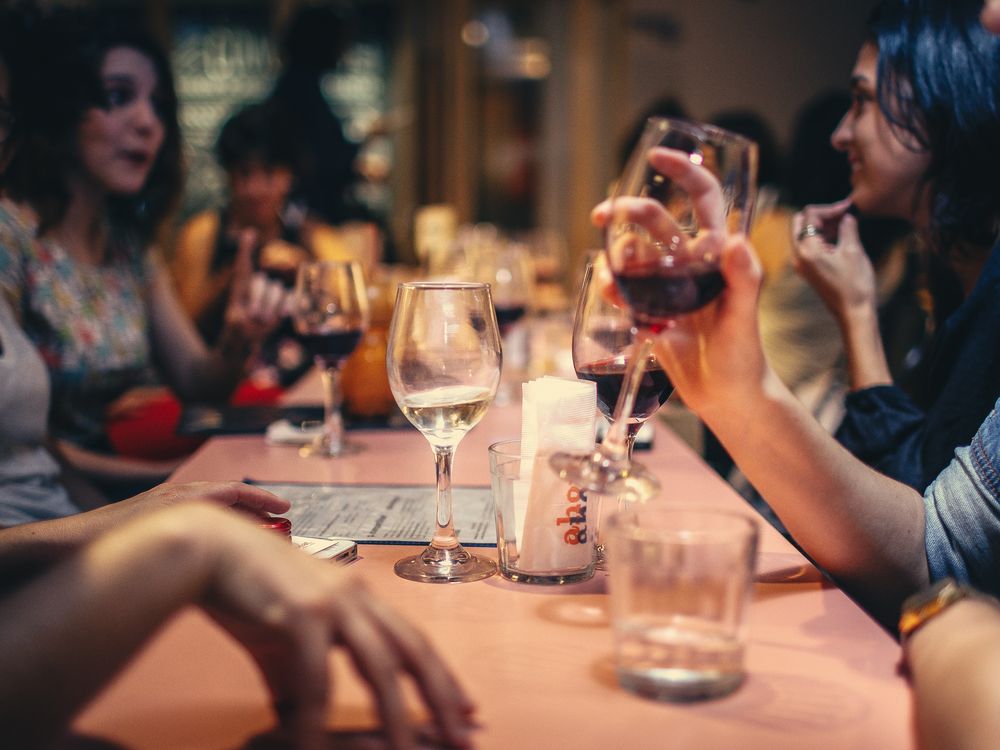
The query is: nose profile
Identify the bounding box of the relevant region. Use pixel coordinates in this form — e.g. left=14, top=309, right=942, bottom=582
left=830, top=111, right=851, bottom=152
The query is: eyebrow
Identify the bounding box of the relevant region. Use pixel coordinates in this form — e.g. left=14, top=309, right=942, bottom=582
left=101, top=73, right=136, bottom=85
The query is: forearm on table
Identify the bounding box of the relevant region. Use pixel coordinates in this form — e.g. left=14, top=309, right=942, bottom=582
left=839, top=304, right=892, bottom=390
left=906, top=599, right=1000, bottom=750
left=55, top=440, right=181, bottom=483
left=0, top=510, right=217, bottom=746
left=701, top=370, right=928, bottom=618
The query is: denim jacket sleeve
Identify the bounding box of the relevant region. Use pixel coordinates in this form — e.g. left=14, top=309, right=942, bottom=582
left=923, top=397, right=1000, bottom=598
left=835, top=385, right=927, bottom=489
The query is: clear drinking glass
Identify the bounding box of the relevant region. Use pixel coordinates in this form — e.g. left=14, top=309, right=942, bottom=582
left=292, top=260, right=369, bottom=457
left=387, top=282, right=501, bottom=583
left=551, top=117, right=757, bottom=496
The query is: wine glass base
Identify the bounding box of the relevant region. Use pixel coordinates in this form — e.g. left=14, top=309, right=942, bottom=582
left=394, top=545, right=497, bottom=583
left=298, top=437, right=362, bottom=458
left=549, top=448, right=661, bottom=501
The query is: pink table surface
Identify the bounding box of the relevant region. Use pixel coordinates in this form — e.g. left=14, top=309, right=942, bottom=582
left=72, top=404, right=913, bottom=749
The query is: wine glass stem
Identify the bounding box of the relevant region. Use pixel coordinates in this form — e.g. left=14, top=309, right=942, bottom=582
left=624, top=422, right=642, bottom=460
left=431, top=446, right=460, bottom=550
left=603, top=336, right=654, bottom=459
left=320, top=365, right=345, bottom=451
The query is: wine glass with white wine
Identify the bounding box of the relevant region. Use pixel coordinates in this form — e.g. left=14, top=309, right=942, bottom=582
left=386, top=282, right=501, bottom=583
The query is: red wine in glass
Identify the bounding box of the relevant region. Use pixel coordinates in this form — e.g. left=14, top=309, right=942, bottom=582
left=613, top=259, right=725, bottom=328
left=298, top=329, right=363, bottom=369
left=576, top=356, right=673, bottom=422
left=494, top=304, right=527, bottom=335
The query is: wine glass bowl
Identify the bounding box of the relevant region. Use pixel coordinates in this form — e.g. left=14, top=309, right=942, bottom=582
left=292, top=260, right=369, bottom=457
left=573, top=259, right=674, bottom=447
left=551, top=117, right=757, bottom=496
left=606, top=119, right=757, bottom=325
left=387, top=281, right=501, bottom=583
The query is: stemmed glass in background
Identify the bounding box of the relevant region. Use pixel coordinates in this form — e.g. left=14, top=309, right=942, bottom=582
left=387, top=282, right=502, bottom=583
left=551, top=117, right=757, bottom=496
left=574, top=256, right=674, bottom=459
left=574, top=256, right=675, bottom=567
left=475, top=239, right=534, bottom=404
left=292, top=260, right=369, bottom=457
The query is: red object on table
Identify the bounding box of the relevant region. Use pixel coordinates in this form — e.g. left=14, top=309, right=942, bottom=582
left=106, top=391, right=205, bottom=460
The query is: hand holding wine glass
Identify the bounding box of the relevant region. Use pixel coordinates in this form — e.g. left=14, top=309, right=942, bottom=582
left=387, top=282, right=501, bottom=583
left=551, top=117, right=757, bottom=497
left=292, top=260, right=369, bottom=457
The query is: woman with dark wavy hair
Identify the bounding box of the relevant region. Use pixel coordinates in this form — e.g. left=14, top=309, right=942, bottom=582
left=790, top=0, right=1000, bottom=491
left=0, top=9, right=284, bottom=500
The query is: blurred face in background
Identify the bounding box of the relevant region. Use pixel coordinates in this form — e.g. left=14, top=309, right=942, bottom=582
left=76, top=46, right=165, bottom=196
left=227, top=158, right=293, bottom=231
left=830, top=43, right=931, bottom=225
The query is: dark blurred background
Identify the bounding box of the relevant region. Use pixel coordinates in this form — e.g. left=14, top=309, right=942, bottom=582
left=68, top=0, right=873, bottom=268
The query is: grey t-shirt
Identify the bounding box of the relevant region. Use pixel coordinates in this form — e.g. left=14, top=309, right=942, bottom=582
left=0, top=297, right=78, bottom=526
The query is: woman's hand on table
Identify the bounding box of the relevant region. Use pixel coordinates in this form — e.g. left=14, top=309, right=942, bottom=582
left=198, top=506, right=477, bottom=750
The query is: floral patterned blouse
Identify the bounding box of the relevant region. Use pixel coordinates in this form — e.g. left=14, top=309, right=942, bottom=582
left=0, top=199, right=157, bottom=450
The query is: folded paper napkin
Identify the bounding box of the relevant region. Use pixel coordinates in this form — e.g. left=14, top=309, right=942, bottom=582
left=515, top=376, right=596, bottom=572
left=265, top=419, right=324, bottom=446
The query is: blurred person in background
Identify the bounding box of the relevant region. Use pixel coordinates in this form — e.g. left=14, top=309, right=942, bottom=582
left=267, top=3, right=367, bottom=226
left=170, top=101, right=351, bottom=396
left=0, top=9, right=285, bottom=501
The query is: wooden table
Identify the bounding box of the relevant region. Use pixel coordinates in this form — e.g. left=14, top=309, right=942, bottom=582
left=72, top=404, right=913, bottom=749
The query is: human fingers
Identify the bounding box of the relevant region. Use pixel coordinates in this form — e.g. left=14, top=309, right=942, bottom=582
left=797, top=200, right=852, bottom=244
left=138, top=481, right=291, bottom=515
left=333, top=596, right=416, bottom=750
left=591, top=200, right=612, bottom=227
left=230, top=229, right=259, bottom=301
left=282, top=618, right=333, bottom=750
left=647, top=147, right=727, bottom=234
left=362, top=596, right=477, bottom=748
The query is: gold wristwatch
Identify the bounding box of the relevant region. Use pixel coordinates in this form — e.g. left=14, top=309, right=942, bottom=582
left=899, top=578, right=977, bottom=642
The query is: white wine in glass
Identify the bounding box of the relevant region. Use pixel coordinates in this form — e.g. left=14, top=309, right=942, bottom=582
left=387, top=282, right=501, bottom=583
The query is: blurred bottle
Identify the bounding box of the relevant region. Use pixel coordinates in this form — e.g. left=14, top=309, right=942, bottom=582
left=341, top=265, right=407, bottom=419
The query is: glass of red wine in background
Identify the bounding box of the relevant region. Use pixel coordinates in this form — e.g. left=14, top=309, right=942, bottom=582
left=475, top=239, right=534, bottom=404
left=551, top=117, right=757, bottom=497
left=292, top=260, right=369, bottom=457
left=574, top=258, right=673, bottom=456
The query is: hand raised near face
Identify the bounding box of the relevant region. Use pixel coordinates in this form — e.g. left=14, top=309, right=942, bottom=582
left=791, top=200, right=877, bottom=323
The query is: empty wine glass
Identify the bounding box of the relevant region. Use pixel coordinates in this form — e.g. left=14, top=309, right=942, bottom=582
left=387, top=282, right=501, bottom=583
left=551, top=117, right=757, bottom=496
left=292, top=260, right=369, bottom=457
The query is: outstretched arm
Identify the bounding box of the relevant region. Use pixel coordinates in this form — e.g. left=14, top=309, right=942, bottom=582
left=0, top=503, right=475, bottom=750
left=648, top=236, right=928, bottom=624
left=0, top=481, right=289, bottom=577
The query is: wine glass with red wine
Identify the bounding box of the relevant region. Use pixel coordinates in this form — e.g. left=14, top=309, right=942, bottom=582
left=574, top=257, right=673, bottom=456
left=551, top=117, right=757, bottom=496
left=292, top=260, right=369, bottom=457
